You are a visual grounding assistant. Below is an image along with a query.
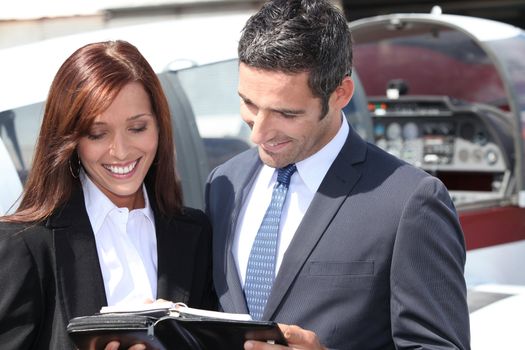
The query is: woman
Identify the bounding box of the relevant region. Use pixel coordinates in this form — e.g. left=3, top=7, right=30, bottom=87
left=0, top=40, right=215, bottom=349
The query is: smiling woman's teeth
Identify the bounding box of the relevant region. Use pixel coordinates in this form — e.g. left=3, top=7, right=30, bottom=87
left=105, top=161, right=137, bottom=175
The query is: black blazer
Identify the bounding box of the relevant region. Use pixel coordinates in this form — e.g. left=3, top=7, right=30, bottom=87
left=0, top=185, right=215, bottom=349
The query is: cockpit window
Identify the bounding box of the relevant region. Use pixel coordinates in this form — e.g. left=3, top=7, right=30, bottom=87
left=485, top=33, right=525, bottom=129
left=0, top=103, right=43, bottom=183
left=352, top=22, right=508, bottom=109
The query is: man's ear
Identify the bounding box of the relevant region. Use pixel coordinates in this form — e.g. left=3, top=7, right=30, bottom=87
left=333, top=76, right=355, bottom=109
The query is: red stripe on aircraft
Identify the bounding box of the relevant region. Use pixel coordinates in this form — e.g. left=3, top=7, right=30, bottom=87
left=460, top=207, right=525, bottom=250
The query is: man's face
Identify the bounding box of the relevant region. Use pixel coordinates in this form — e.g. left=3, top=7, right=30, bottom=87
left=238, top=63, right=345, bottom=168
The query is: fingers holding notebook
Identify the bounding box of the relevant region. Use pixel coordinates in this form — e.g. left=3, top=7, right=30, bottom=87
left=244, top=324, right=327, bottom=350
left=103, top=341, right=145, bottom=350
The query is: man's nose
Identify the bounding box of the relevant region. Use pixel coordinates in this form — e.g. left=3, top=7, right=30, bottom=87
left=250, top=111, right=273, bottom=145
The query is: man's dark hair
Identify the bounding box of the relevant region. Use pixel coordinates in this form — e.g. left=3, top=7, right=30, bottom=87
left=238, top=0, right=352, bottom=117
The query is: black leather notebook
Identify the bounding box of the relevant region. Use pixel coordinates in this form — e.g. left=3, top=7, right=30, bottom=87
left=67, top=307, right=286, bottom=350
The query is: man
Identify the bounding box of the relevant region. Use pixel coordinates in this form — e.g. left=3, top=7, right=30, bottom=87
left=205, top=0, right=470, bottom=349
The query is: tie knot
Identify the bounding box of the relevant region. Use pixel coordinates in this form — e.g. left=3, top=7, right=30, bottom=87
left=277, top=164, right=296, bottom=186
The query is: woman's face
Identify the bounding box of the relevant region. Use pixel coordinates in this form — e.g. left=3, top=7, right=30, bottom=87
left=77, top=82, right=159, bottom=209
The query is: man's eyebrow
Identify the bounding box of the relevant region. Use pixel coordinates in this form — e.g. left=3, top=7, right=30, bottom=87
left=238, top=92, right=250, bottom=102
left=273, top=107, right=305, bottom=115
left=238, top=92, right=305, bottom=115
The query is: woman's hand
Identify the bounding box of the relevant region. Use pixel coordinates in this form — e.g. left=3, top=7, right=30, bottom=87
left=104, top=341, right=146, bottom=350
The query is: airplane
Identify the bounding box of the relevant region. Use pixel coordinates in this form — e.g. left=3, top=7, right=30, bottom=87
left=0, top=136, right=23, bottom=214
left=0, top=9, right=523, bottom=347
left=348, top=11, right=525, bottom=285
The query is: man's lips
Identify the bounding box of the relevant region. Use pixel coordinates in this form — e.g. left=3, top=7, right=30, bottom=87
left=260, top=140, right=291, bottom=153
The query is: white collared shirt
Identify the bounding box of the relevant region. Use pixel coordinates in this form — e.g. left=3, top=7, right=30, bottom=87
left=80, top=171, right=158, bottom=306
left=233, top=116, right=349, bottom=286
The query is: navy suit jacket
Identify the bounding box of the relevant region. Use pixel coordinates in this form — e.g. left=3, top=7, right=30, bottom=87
left=205, top=124, right=470, bottom=349
left=0, top=185, right=215, bottom=349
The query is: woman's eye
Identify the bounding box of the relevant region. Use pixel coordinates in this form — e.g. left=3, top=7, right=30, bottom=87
left=130, top=126, right=147, bottom=133
left=87, top=133, right=105, bottom=140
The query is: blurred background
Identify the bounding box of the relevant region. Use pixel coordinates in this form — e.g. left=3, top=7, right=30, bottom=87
left=1, top=0, right=525, bottom=49
left=1, top=2, right=525, bottom=348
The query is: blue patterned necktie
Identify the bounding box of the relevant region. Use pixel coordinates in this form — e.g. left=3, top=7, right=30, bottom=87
left=244, top=163, right=297, bottom=320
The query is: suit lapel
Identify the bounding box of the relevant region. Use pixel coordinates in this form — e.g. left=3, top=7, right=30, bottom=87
left=155, top=211, right=196, bottom=304
left=51, top=185, right=107, bottom=322
left=53, top=184, right=196, bottom=321
left=264, top=126, right=368, bottom=320
left=221, top=150, right=262, bottom=314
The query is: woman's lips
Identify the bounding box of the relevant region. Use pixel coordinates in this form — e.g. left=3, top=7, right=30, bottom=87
left=103, top=159, right=139, bottom=177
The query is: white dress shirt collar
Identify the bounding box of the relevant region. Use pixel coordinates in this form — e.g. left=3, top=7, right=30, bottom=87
left=80, top=170, right=155, bottom=235
left=295, top=115, right=349, bottom=192
left=79, top=170, right=158, bottom=306
left=259, top=114, right=349, bottom=193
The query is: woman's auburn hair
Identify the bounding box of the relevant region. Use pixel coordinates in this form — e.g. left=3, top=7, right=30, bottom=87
left=2, top=40, right=183, bottom=223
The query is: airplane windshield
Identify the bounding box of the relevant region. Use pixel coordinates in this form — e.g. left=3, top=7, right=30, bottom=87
left=352, top=22, right=508, bottom=109
left=484, top=33, right=525, bottom=198
left=485, top=33, right=525, bottom=131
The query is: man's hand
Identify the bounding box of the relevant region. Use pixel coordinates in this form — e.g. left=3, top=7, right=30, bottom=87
left=244, top=324, right=327, bottom=350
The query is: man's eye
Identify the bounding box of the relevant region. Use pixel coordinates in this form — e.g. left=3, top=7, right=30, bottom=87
left=243, top=100, right=258, bottom=114
left=280, top=112, right=297, bottom=118
left=243, top=100, right=255, bottom=108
